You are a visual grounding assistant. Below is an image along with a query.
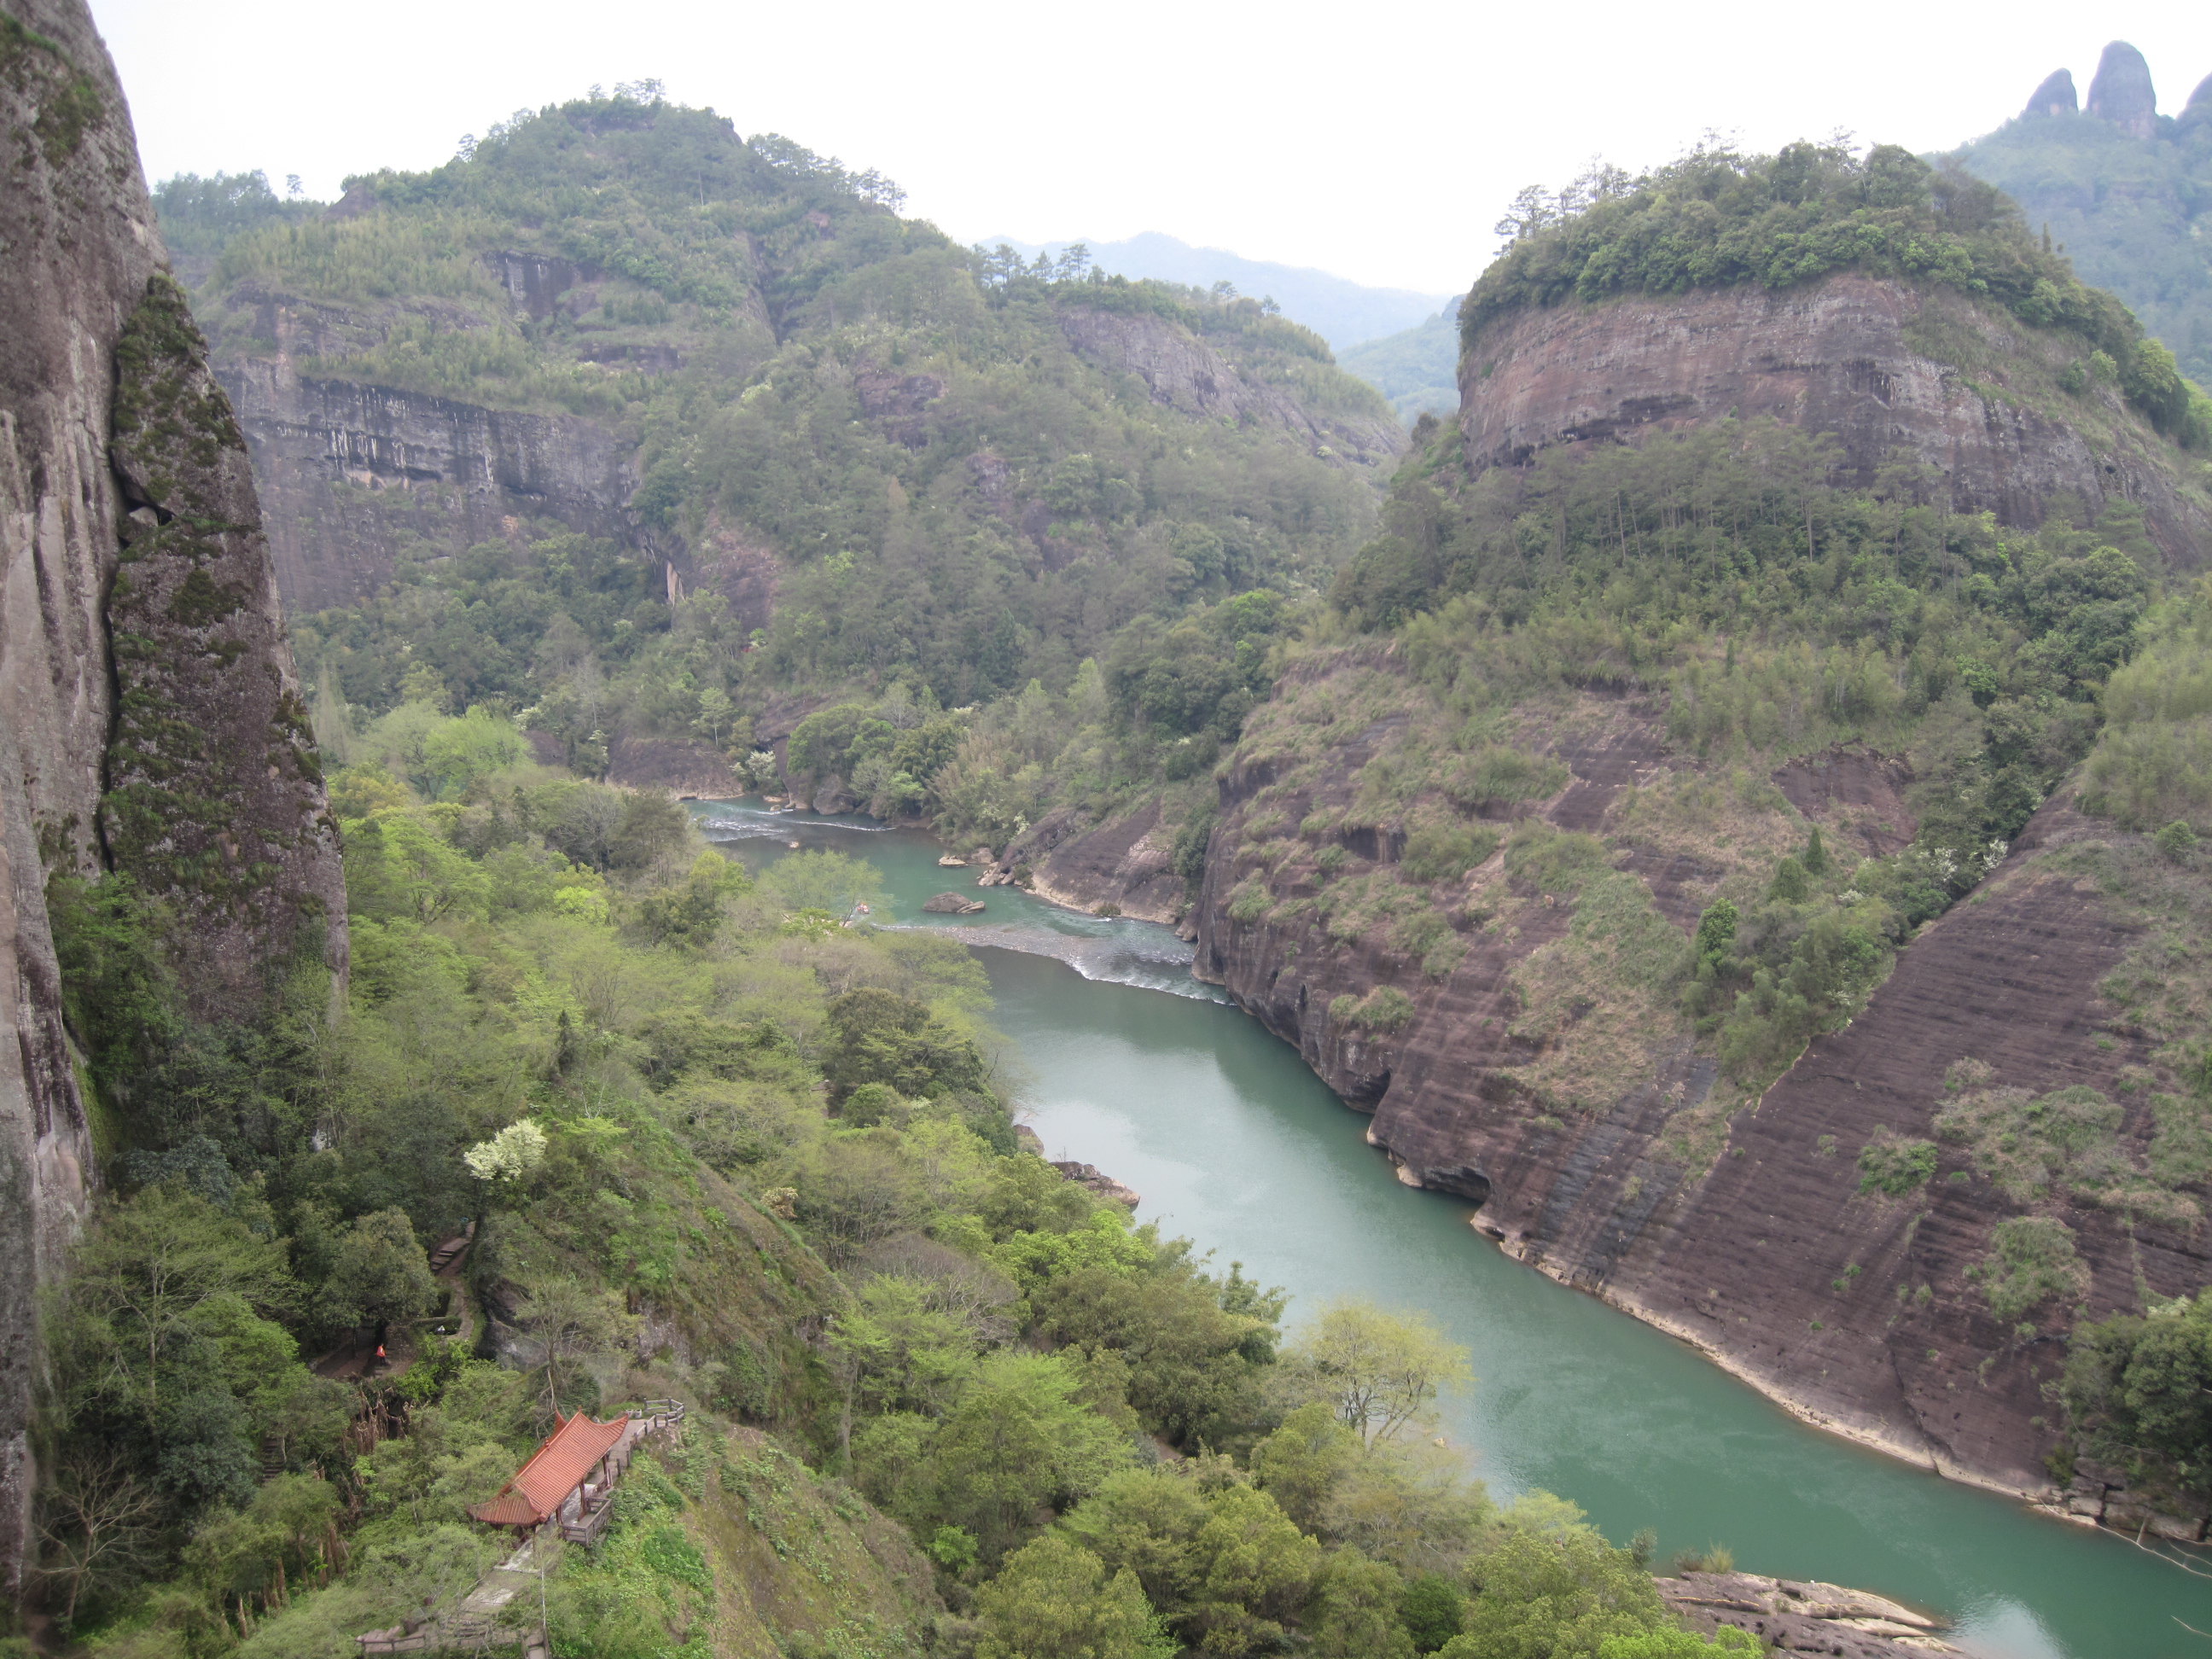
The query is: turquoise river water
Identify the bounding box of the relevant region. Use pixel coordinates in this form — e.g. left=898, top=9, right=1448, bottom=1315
left=696, top=800, right=2209, bottom=1658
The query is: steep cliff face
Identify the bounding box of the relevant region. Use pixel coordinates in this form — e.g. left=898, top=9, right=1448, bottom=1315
left=1458, top=273, right=2212, bottom=562
left=1057, top=307, right=1405, bottom=468
left=1192, top=664, right=2207, bottom=1517
left=0, top=0, right=344, bottom=1598
left=215, top=354, right=637, bottom=614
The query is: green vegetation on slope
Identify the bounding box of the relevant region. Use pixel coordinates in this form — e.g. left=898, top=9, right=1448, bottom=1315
left=1195, top=377, right=2197, bottom=1133
left=160, top=86, right=1394, bottom=751
left=1953, top=97, right=2212, bottom=388
left=1468, top=141, right=2211, bottom=449
left=31, top=704, right=1753, bottom=1657
left=1337, top=306, right=1462, bottom=424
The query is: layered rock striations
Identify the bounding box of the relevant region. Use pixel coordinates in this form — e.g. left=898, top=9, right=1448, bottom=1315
left=1457, top=272, right=2212, bottom=562
left=0, top=0, right=344, bottom=1598
left=1195, top=212, right=2212, bottom=1513
left=1193, top=678, right=2207, bottom=1516
left=215, top=355, right=637, bottom=614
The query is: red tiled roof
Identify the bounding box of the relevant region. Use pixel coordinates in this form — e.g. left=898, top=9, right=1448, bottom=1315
left=468, top=1412, right=629, bottom=1527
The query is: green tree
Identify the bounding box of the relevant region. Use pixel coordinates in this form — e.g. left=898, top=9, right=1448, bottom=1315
left=1441, top=1528, right=1674, bottom=1659
left=318, top=1208, right=438, bottom=1331
left=1280, top=1301, right=1472, bottom=1448
left=1309, top=1545, right=1415, bottom=1659
left=2061, top=1288, right=2212, bottom=1505
left=512, top=1278, right=641, bottom=1414
left=973, top=1533, right=1175, bottom=1659
left=1402, top=1571, right=1469, bottom=1652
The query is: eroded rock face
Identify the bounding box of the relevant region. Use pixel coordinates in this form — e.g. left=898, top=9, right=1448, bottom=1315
left=1056, top=306, right=1404, bottom=467
left=1004, top=799, right=1185, bottom=923
left=1457, top=273, right=2212, bottom=563
left=1190, top=661, right=2205, bottom=1508
left=214, top=354, right=637, bottom=614
left=2085, top=41, right=2158, bottom=142
left=0, top=0, right=345, bottom=1597
left=105, top=275, right=348, bottom=1017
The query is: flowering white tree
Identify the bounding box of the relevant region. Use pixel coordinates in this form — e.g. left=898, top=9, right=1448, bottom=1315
left=463, top=1119, right=548, bottom=1185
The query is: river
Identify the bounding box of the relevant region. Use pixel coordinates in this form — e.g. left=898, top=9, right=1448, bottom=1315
left=696, top=801, right=2208, bottom=1658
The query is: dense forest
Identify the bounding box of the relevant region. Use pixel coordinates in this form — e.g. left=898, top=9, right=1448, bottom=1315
left=155, top=87, right=1394, bottom=737
left=33, top=714, right=1757, bottom=1659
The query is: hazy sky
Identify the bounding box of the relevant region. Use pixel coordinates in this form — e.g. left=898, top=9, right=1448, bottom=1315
left=90, top=0, right=2211, bottom=296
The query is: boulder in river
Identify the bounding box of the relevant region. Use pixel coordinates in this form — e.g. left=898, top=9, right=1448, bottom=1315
left=923, top=892, right=987, bottom=915
left=1657, top=1571, right=1959, bottom=1657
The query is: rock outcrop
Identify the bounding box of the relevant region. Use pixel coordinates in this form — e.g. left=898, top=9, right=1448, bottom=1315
left=1191, top=650, right=2207, bottom=1510
left=2022, top=69, right=2078, bottom=119
left=994, top=798, right=1187, bottom=923
left=1658, top=1572, right=1959, bottom=1656
left=1457, top=272, right=2212, bottom=563
left=0, top=0, right=344, bottom=1598
left=212, top=352, right=637, bottom=614
left=2085, top=41, right=2159, bottom=142
left=1057, top=306, right=1404, bottom=468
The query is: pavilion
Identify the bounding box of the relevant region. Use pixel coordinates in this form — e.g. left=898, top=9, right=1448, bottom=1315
left=469, top=1412, right=633, bottom=1538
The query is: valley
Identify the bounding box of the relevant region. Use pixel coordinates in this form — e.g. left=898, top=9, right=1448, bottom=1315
left=3, top=5, right=2211, bottom=1657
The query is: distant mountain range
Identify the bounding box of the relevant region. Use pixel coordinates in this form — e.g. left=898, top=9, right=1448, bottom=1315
left=974, top=231, right=1448, bottom=352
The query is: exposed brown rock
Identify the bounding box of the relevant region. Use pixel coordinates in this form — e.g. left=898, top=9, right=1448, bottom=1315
left=1770, top=746, right=1917, bottom=858
left=605, top=734, right=742, bottom=797
left=1005, top=798, right=1185, bottom=923
left=1456, top=273, right=2212, bottom=563
left=1192, top=654, right=2206, bottom=1508
left=1658, top=1571, right=1960, bottom=1656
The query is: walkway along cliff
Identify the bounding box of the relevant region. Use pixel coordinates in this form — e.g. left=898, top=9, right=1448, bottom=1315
left=0, top=0, right=346, bottom=1604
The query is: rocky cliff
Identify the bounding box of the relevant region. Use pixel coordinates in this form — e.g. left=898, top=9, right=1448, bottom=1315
left=1057, top=306, right=1405, bottom=468
left=1188, top=204, right=2212, bottom=1515
left=214, top=354, right=638, bottom=614
left=0, top=0, right=344, bottom=1599
left=1458, top=272, right=2212, bottom=562
left=1191, top=664, right=2208, bottom=1524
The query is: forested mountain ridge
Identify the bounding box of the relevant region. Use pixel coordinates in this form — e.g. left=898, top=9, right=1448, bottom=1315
left=157, top=96, right=1401, bottom=802
left=1953, top=42, right=2212, bottom=390
left=1100, top=139, right=2212, bottom=1523
left=975, top=231, right=1450, bottom=351
left=10, top=28, right=1823, bottom=1659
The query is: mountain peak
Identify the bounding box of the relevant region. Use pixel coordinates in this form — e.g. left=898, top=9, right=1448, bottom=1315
left=2085, top=40, right=2157, bottom=139
left=2022, top=68, right=2077, bottom=119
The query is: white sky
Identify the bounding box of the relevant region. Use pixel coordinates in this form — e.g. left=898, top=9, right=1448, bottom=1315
left=90, top=0, right=2212, bottom=296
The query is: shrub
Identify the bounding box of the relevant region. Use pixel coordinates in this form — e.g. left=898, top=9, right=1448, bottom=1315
left=1400, top=824, right=1500, bottom=883
left=1971, top=1216, right=2088, bottom=1322
left=1442, top=746, right=1569, bottom=812
left=1855, top=1130, right=1939, bottom=1196
left=1334, top=987, right=1417, bottom=1033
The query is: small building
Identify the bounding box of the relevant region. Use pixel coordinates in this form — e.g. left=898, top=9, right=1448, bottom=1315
left=469, top=1412, right=633, bottom=1540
